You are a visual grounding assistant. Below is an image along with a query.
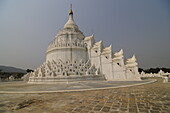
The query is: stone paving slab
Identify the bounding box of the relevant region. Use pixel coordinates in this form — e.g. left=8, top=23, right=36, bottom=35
left=0, top=78, right=169, bottom=113
left=0, top=80, right=156, bottom=93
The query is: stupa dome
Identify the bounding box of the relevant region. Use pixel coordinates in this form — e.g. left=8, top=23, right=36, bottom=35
left=46, top=5, right=87, bottom=63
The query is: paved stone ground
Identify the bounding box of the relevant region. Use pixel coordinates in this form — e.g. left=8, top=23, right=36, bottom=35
left=0, top=78, right=169, bottom=113
left=0, top=80, right=153, bottom=93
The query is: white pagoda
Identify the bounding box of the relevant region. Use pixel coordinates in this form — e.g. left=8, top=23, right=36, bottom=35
left=27, top=6, right=141, bottom=83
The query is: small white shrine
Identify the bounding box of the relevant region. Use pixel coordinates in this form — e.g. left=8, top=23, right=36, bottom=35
left=27, top=6, right=141, bottom=83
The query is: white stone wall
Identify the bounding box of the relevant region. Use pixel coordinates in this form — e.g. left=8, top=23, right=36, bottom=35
left=46, top=47, right=87, bottom=63
left=112, top=63, right=126, bottom=80
left=85, top=35, right=141, bottom=81
left=90, top=50, right=101, bottom=70
left=140, top=70, right=170, bottom=78
left=100, top=55, right=113, bottom=80
left=44, top=33, right=141, bottom=82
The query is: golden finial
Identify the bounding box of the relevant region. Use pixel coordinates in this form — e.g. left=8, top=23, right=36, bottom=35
left=69, top=4, right=73, bottom=15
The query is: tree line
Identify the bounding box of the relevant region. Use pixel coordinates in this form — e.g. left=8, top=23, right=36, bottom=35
left=0, top=69, right=32, bottom=80
left=0, top=71, right=25, bottom=79
left=138, top=67, right=170, bottom=74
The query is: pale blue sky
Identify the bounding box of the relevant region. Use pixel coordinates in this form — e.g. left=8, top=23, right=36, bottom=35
left=0, top=0, right=170, bottom=69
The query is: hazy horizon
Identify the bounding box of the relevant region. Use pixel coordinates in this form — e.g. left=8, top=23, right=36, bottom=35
left=0, top=0, right=170, bottom=70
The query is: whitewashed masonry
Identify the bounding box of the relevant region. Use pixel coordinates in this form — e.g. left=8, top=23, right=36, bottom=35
left=27, top=6, right=141, bottom=83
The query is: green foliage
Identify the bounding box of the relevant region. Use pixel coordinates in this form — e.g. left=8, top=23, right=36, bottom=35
left=0, top=72, right=25, bottom=79
left=138, top=68, right=144, bottom=73
left=139, top=67, right=170, bottom=73
left=26, top=69, right=34, bottom=73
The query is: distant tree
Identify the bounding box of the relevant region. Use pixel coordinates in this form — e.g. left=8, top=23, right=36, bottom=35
left=26, top=69, right=34, bottom=73
left=142, top=67, right=170, bottom=73
left=161, top=68, right=170, bottom=73
left=138, top=68, right=143, bottom=73
left=150, top=68, right=160, bottom=73
left=143, top=68, right=159, bottom=73
left=0, top=72, right=11, bottom=80
left=144, top=69, right=150, bottom=73
left=12, top=72, right=25, bottom=79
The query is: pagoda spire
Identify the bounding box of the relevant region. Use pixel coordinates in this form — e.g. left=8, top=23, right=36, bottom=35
left=64, top=4, right=78, bottom=29
left=69, top=4, right=73, bottom=15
